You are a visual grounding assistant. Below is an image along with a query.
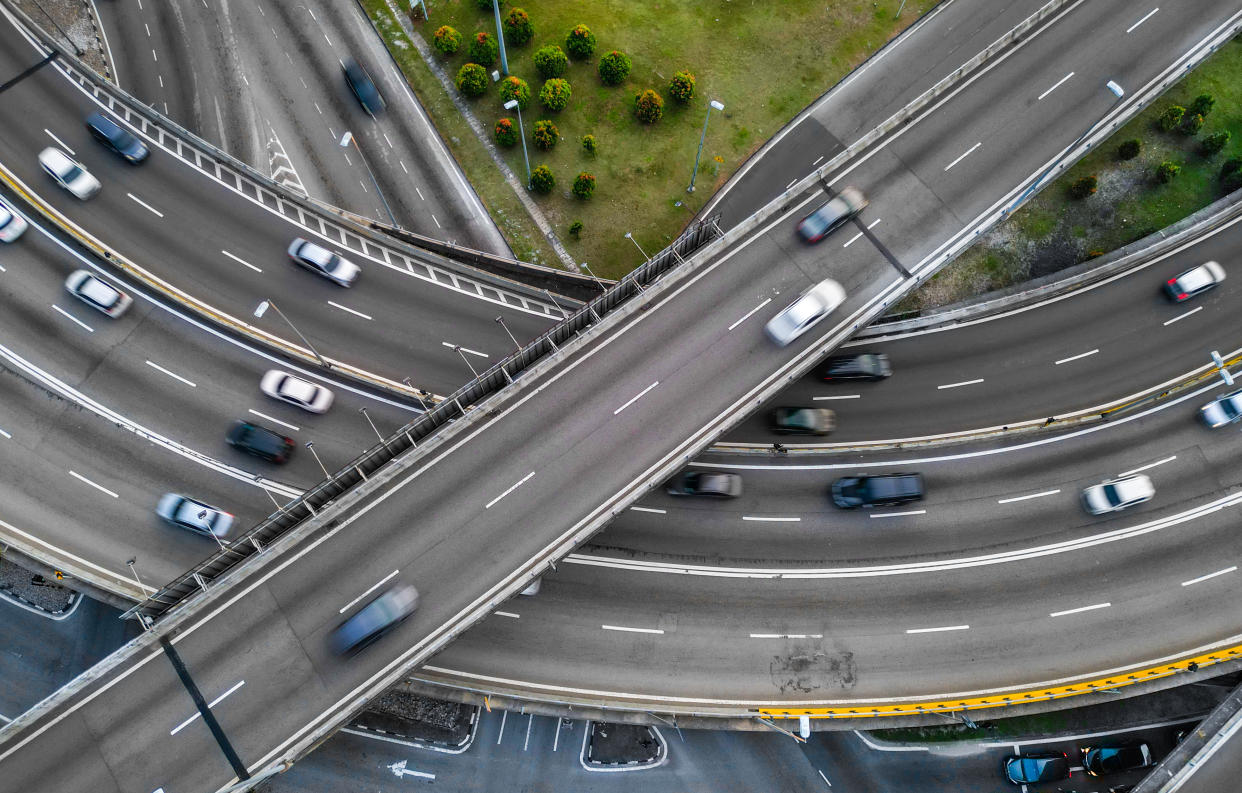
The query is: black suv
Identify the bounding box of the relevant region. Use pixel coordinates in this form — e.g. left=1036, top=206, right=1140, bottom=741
left=226, top=421, right=295, bottom=464
left=85, top=112, right=149, bottom=163
left=343, top=57, right=386, bottom=115
left=831, top=473, right=924, bottom=509
left=821, top=353, right=891, bottom=381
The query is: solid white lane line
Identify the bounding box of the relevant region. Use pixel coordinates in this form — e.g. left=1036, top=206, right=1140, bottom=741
left=1054, top=348, right=1098, bottom=365
left=248, top=409, right=299, bottom=432
left=630, top=506, right=666, bottom=514
left=127, top=192, right=164, bottom=217
left=1119, top=454, right=1176, bottom=477
left=145, top=360, right=196, bottom=388
left=750, top=633, right=823, bottom=639
left=1037, top=71, right=1075, bottom=101
left=906, top=624, right=969, bottom=634
left=495, top=611, right=520, bottom=618
left=937, top=378, right=984, bottom=390
left=601, top=624, right=664, bottom=635
left=997, top=489, right=1060, bottom=504
left=485, top=471, right=535, bottom=509
left=1049, top=602, right=1110, bottom=618
left=44, top=129, right=74, bottom=154
left=1127, top=7, right=1159, bottom=33
left=842, top=231, right=864, bottom=248
left=728, top=298, right=772, bottom=331
left=337, top=570, right=400, bottom=613
left=170, top=680, right=245, bottom=735
left=870, top=509, right=926, bottom=519
left=69, top=470, right=118, bottom=498
left=614, top=381, right=659, bottom=415
left=1182, top=566, right=1236, bottom=587
left=221, top=250, right=261, bottom=273
left=441, top=341, right=488, bottom=358
left=742, top=516, right=801, bottom=522
left=52, top=305, right=94, bottom=333
left=813, top=394, right=860, bottom=401
left=1164, top=306, right=1202, bottom=325
left=943, top=142, right=981, bottom=171
left=327, top=301, right=372, bottom=320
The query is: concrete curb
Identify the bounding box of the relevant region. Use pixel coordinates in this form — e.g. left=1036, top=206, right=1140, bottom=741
left=579, top=722, right=667, bottom=773
left=0, top=586, right=81, bottom=621
left=345, top=703, right=480, bottom=755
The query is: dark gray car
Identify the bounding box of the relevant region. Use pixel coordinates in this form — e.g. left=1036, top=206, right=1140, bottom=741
left=343, top=57, right=386, bottom=115
left=666, top=471, right=743, bottom=498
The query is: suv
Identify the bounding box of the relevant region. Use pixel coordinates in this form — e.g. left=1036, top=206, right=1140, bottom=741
left=342, top=57, right=386, bottom=115
left=85, top=112, right=149, bottom=163
left=831, top=473, right=924, bottom=509
left=796, top=186, right=868, bottom=242
left=1003, top=752, right=1070, bottom=785
left=821, top=353, right=891, bottom=381
left=1082, top=742, right=1153, bottom=776
left=226, top=421, right=295, bottom=463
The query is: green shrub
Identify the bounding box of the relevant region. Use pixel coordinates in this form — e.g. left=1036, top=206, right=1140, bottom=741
left=539, top=78, right=572, bottom=112
left=581, top=134, right=597, bottom=156
left=533, top=45, right=568, bottom=78
left=499, top=76, right=531, bottom=110
left=532, top=119, right=558, bottom=150
left=1156, top=160, right=1181, bottom=183
left=1159, top=104, right=1185, bottom=132
left=633, top=89, right=664, bottom=124
left=433, top=25, right=462, bottom=55
left=566, top=24, right=596, bottom=60
left=572, top=171, right=596, bottom=199
left=475, top=0, right=497, bottom=9
left=468, top=31, right=498, bottom=66
left=1180, top=113, right=1204, bottom=136
left=494, top=117, right=518, bottom=147
left=530, top=164, right=555, bottom=193
left=1202, top=130, right=1231, bottom=155
left=1222, top=159, right=1242, bottom=191
left=598, top=50, right=631, bottom=86
left=1117, top=139, right=1141, bottom=160
left=504, top=8, right=534, bottom=46
left=454, top=63, right=488, bottom=97
left=1069, top=175, right=1097, bottom=199
left=1190, top=93, right=1216, bottom=117
left=569, top=220, right=583, bottom=238
left=668, top=70, right=696, bottom=103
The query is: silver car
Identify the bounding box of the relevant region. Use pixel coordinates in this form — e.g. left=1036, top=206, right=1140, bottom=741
left=764, top=278, right=846, bottom=347
left=287, top=237, right=360, bottom=287
left=38, top=147, right=101, bottom=200
left=1081, top=474, right=1154, bottom=515
left=260, top=369, right=334, bottom=413
left=1200, top=389, right=1242, bottom=428
left=64, top=269, right=133, bottom=318
left=156, top=493, right=234, bottom=539
left=0, top=197, right=28, bottom=242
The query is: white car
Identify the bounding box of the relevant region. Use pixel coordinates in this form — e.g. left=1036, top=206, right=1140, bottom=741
left=64, top=269, right=133, bottom=318
left=287, top=237, right=360, bottom=287
left=0, top=197, right=28, bottom=242
left=1201, top=389, right=1242, bottom=428
left=156, top=493, right=234, bottom=539
left=764, top=278, right=846, bottom=347
left=1081, top=474, right=1154, bottom=515
left=260, top=369, right=334, bottom=413
left=38, top=147, right=101, bottom=200
left=1164, top=260, right=1225, bottom=302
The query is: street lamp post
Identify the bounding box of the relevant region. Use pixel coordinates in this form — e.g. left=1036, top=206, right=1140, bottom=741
left=623, top=232, right=651, bottom=262
left=503, top=99, right=532, bottom=189
left=495, top=316, right=521, bottom=351
left=688, top=99, right=725, bottom=193
left=401, top=377, right=433, bottom=411
left=305, top=442, right=331, bottom=479
left=340, top=131, right=397, bottom=227
left=454, top=345, right=480, bottom=378
left=580, top=262, right=606, bottom=292
left=125, top=559, right=154, bottom=630
left=359, top=407, right=385, bottom=442
left=491, top=0, right=509, bottom=75
left=254, top=299, right=329, bottom=369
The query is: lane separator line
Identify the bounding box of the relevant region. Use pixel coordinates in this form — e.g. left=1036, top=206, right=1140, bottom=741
left=337, top=570, right=400, bottom=614
left=485, top=471, right=535, bottom=509
left=614, top=381, right=659, bottom=415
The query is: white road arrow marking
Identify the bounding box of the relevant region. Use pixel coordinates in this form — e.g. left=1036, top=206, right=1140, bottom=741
left=388, top=759, right=435, bottom=780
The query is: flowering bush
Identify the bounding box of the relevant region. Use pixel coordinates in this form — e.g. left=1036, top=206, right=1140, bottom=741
left=540, top=78, right=572, bottom=112
left=566, top=24, right=596, bottom=60
left=533, top=119, right=558, bottom=150
left=533, top=45, right=568, bottom=78
left=581, top=134, right=597, bottom=155
left=494, top=117, right=518, bottom=147
left=433, top=26, right=462, bottom=55
left=499, top=76, right=531, bottom=110
left=668, top=71, right=696, bottom=103
left=454, top=63, right=488, bottom=97
left=468, top=31, right=498, bottom=66
left=504, top=8, right=534, bottom=45
left=633, top=89, right=664, bottom=124
left=1156, top=160, right=1180, bottom=183
left=572, top=171, right=596, bottom=198
left=598, top=50, right=631, bottom=86
left=530, top=165, right=555, bottom=193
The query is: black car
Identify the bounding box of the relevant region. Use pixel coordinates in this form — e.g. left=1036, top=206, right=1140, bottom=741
left=770, top=407, right=836, bottom=435
left=226, top=421, right=295, bottom=464
left=831, top=473, right=924, bottom=509
left=85, top=112, right=149, bottom=163
left=1003, top=752, right=1070, bottom=785
left=342, top=57, right=386, bottom=115
left=1082, top=743, right=1154, bottom=776
left=666, top=471, right=742, bottom=498
left=821, top=353, right=891, bottom=381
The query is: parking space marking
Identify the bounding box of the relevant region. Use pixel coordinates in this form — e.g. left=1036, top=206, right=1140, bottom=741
left=145, top=360, right=196, bottom=388
left=221, top=250, right=262, bottom=273
left=728, top=298, right=772, bottom=331
left=997, top=489, right=1060, bottom=504
left=1049, top=602, right=1110, bottom=618
left=602, top=624, right=664, bottom=635
left=247, top=409, right=299, bottom=432
left=1182, top=566, right=1236, bottom=586
left=69, top=470, right=118, bottom=498
left=337, top=570, right=399, bottom=613
left=524, top=714, right=534, bottom=751
left=497, top=710, right=507, bottom=744
left=1164, top=306, right=1202, bottom=325
left=485, top=471, right=535, bottom=509
left=1119, top=455, right=1176, bottom=477
left=52, top=305, right=94, bottom=333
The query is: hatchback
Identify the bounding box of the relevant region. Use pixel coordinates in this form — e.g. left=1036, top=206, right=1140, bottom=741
left=0, top=197, right=28, bottom=243
left=1082, top=743, right=1153, bottom=776
left=332, top=584, right=419, bottom=655
left=1081, top=474, right=1154, bottom=515
left=260, top=370, right=334, bottom=413
left=38, top=147, right=100, bottom=200
left=666, top=471, right=743, bottom=498
left=226, top=420, right=295, bottom=463
left=64, top=269, right=132, bottom=318
left=85, top=112, right=149, bottom=163
left=796, top=186, right=868, bottom=242
left=1003, top=752, right=1070, bottom=785
left=287, top=237, right=360, bottom=287
left=771, top=407, right=836, bottom=435
left=342, top=57, right=386, bottom=115
left=765, top=279, right=846, bottom=347
left=155, top=493, right=234, bottom=539
left=1164, top=261, right=1224, bottom=302
left=1200, top=389, right=1242, bottom=428
left=821, top=352, right=891, bottom=381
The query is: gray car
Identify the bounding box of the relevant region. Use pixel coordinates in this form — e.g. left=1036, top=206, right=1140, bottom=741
left=331, top=584, right=419, bottom=655
left=287, top=237, right=360, bottom=286
left=666, top=470, right=743, bottom=498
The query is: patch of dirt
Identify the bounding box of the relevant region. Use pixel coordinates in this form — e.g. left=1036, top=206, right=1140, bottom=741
left=354, top=690, right=475, bottom=746
left=587, top=722, right=661, bottom=765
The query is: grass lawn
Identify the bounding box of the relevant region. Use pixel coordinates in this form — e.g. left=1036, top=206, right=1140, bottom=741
left=900, top=37, right=1242, bottom=313
left=872, top=709, right=1071, bottom=743
left=364, top=0, right=934, bottom=277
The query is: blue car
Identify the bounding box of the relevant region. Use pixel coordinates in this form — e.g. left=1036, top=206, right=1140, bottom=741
left=85, top=112, right=149, bottom=163
left=342, top=57, right=386, bottom=115
left=332, top=585, right=419, bottom=655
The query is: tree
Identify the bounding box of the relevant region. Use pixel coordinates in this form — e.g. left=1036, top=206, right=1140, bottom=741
left=1069, top=175, right=1097, bottom=199
left=598, top=50, right=631, bottom=86
left=1190, top=93, right=1216, bottom=117
left=533, top=45, right=568, bottom=78
left=433, top=26, right=462, bottom=55
left=634, top=89, right=664, bottom=124
left=1117, top=139, right=1141, bottom=160
left=565, top=24, right=596, bottom=60
left=1180, top=113, right=1204, bottom=136
left=499, top=76, right=531, bottom=110
left=1202, top=130, right=1231, bottom=155
left=1158, top=104, right=1185, bottom=132
left=454, top=63, right=488, bottom=97
left=1221, top=159, right=1242, bottom=191
left=468, top=31, right=498, bottom=66
left=569, top=220, right=583, bottom=238
left=539, top=78, right=572, bottom=112
left=504, top=8, right=534, bottom=46
left=530, top=165, right=555, bottom=193
left=572, top=172, right=596, bottom=199
left=668, top=71, right=696, bottom=103
left=1156, top=160, right=1180, bottom=183
left=533, top=119, right=558, bottom=150
left=494, top=117, right=518, bottom=147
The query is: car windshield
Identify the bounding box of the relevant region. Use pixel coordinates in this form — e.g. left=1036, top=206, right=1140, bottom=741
left=784, top=410, right=813, bottom=429
left=80, top=278, right=119, bottom=307
left=280, top=378, right=317, bottom=404
left=1224, top=396, right=1242, bottom=419
left=62, top=164, right=83, bottom=182
left=1101, top=483, right=1122, bottom=506
left=786, top=297, right=823, bottom=328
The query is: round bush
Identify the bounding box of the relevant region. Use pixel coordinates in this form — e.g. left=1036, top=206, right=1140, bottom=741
left=598, top=50, right=631, bottom=86
left=468, top=31, right=498, bottom=66
left=499, top=76, right=531, bottom=110
left=454, top=63, right=488, bottom=97
left=475, top=0, right=496, bottom=9
left=1156, top=160, right=1181, bottom=183
left=1224, top=167, right=1242, bottom=193
left=433, top=26, right=461, bottom=54
left=1068, top=175, right=1097, bottom=199
left=539, top=78, right=571, bottom=112
left=532, top=119, right=558, bottom=150
left=668, top=70, right=696, bottom=103
left=1191, top=93, right=1216, bottom=117
left=572, top=171, right=596, bottom=199
left=530, top=164, right=555, bottom=193
left=1202, top=130, right=1231, bottom=155
left=1180, top=113, right=1204, bottom=136
left=569, top=220, right=583, bottom=238
left=565, top=24, right=596, bottom=60
left=504, top=8, right=534, bottom=46
left=581, top=134, right=597, bottom=156
left=1221, top=158, right=1242, bottom=180
left=1159, top=105, right=1185, bottom=132
left=1117, top=139, right=1142, bottom=160
left=634, top=89, right=664, bottom=124
left=533, top=45, right=568, bottom=78
left=494, top=117, right=518, bottom=147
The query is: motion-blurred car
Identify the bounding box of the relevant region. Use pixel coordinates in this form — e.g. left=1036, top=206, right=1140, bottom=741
left=796, top=186, right=867, bottom=242
left=287, top=237, right=360, bottom=287
left=1082, top=742, right=1153, bottom=776
left=0, top=197, right=28, bottom=242
left=765, top=278, right=846, bottom=347
left=85, top=112, right=149, bottom=163
left=820, top=352, right=892, bottom=381
left=226, top=420, right=295, bottom=463
left=39, top=147, right=100, bottom=199
left=1002, top=751, right=1070, bottom=785
left=64, top=269, right=132, bottom=318
left=260, top=370, right=334, bottom=413
left=666, top=470, right=743, bottom=498
left=342, top=57, right=386, bottom=115
left=156, top=493, right=234, bottom=539
left=770, top=407, right=836, bottom=435
left=331, top=584, right=419, bottom=655
left=1200, top=389, right=1242, bottom=428
left=831, top=473, right=924, bottom=509
left=1081, top=474, right=1154, bottom=515
left=1164, top=260, right=1224, bottom=302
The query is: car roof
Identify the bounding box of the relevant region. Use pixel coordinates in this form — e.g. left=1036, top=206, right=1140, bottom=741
left=297, top=240, right=335, bottom=267
left=77, top=275, right=120, bottom=306
left=1112, top=475, right=1152, bottom=501
left=1177, top=265, right=1217, bottom=291
left=280, top=376, right=318, bottom=402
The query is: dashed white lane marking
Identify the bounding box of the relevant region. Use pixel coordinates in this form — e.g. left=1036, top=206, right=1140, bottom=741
left=337, top=570, right=400, bottom=613
left=870, top=509, right=926, bottom=518
left=786, top=178, right=797, bottom=189
left=842, top=231, right=863, bottom=248
left=383, top=132, right=394, bottom=149
left=1054, top=348, right=1098, bottom=365
left=742, top=516, right=801, bottom=522
left=69, top=470, right=118, bottom=498
left=906, top=624, right=969, bottom=634
left=441, top=341, right=488, bottom=358
left=937, top=378, right=984, bottom=389
left=127, top=192, right=164, bottom=217
left=151, top=48, right=158, bottom=63
left=819, top=769, right=833, bottom=787
left=614, top=381, right=659, bottom=415
left=170, top=680, right=245, bottom=735
left=495, top=611, right=520, bottom=618
left=1118, top=454, right=1176, bottom=477
left=314, top=102, right=323, bottom=115
left=52, top=305, right=93, bottom=333
left=750, top=633, right=823, bottom=639
left=630, top=506, right=666, bottom=514
left=0, top=427, right=11, bottom=439
left=401, top=161, right=409, bottom=175
left=997, top=489, right=1060, bottom=504
left=728, top=298, right=771, bottom=331
left=812, top=155, right=825, bottom=166
left=221, top=250, right=261, bottom=273
left=145, top=360, right=196, bottom=387
left=1049, top=602, right=1110, bottom=618
left=813, top=394, right=860, bottom=401
left=432, top=214, right=441, bottom=229
left=943, top=142, right=981, bottom=171
left=1182, top=566, right=1236, bottom=586
left=601, top=624, right=664, bottom=635
left=415, top=186, right=425, bottom=200
left=328, top=301, right=372, bottom=320
left=1164, top=306, right=1202, bottom=325
left=1127, top=7, right=1159, bottom=33
left=485, top=471, right=535, bottom=509
left=248, top=409, right=299, bottom=432
left=44, top=129, right=74, bottom=155
left=144, top=23, right=150, bottom=36
left=1037, top=71, right=1075, bottom=101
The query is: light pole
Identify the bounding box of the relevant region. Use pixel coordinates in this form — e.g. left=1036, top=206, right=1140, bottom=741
left=401, top=377, right=433, bottom=411
left=495, top=316, right=521, bottom=351
left=491, top=0, right=509, bottom=75
left=359, top=407, right=384, bottom=441
left=305, top=441, right=330, bottom=478
left=410, top=0, right=428, bottom=21
left=688, top=99, right=725, bottom=193
left=254, top=299, right=329, bottom=369
left=503, top=99, right=532, bottom=189
left=340, top=131, right=397, bottom=226
left=125, top=559, right=154, bottom=629
left=623, top=232, right=651, bottom=262
left=454, top=345, right=480, bottom=378
left=580, top=262, right=607, bottom=292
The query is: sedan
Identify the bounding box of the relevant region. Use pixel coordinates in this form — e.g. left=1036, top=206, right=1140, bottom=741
left=155, top=493, right=234, bottom=539
left=260, top=370, right=334, bottom=413
left=796, top=186, right=867, bottom=242
left=287, top=237, right=360, bottom=287
left=332, top=584, right=419, bottom=655
left=64, top=269, right=132, bottom=318
left=821, top=352, right=891, bottom=381
left=1164, top=260, right=1224, bottom=302
left=1003, top=752, right=1070, bottom=785
left=1201, top=389, right=1242, bottom=428
left=0, top=197, right=28, bottom=242
left=38, top=147, right=100, bottom=200
left=666, top=470, right=743, bottom=498
left=771, top=407, right=836, bottom=435
left=1082, top=742, right=1154, bottom=776
left=85, top=112, right=149, bottom=163
left=1081, top=474, right=1154, bottom=515
left=765, top=278, right=846, bottom=347
left=226, top=420, right=295, bottom=463
left=342, top=57, right=386, bottom=115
